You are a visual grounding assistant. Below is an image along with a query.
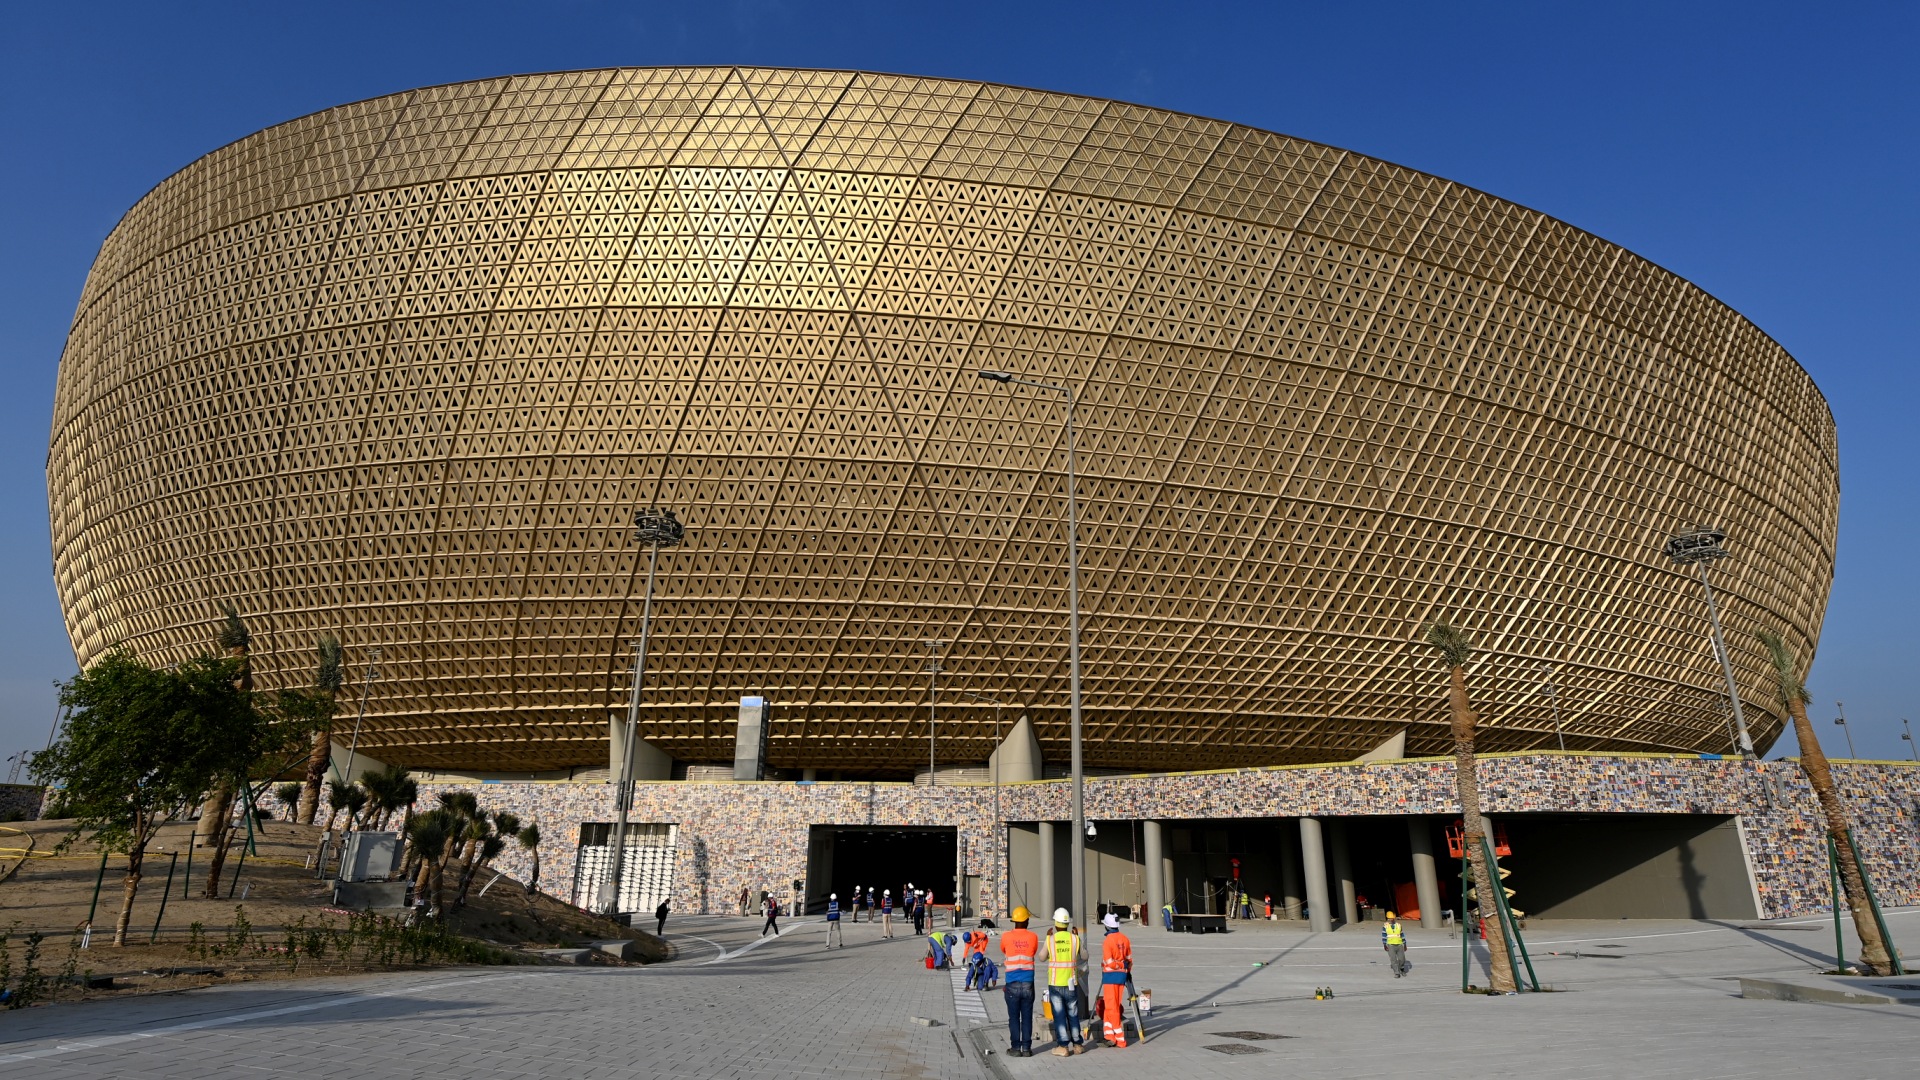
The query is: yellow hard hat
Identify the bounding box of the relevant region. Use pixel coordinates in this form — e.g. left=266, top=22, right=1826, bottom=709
left=1012, top=905, right=1031, bottom=923
left=1386, top=911, right=1397, bottom=919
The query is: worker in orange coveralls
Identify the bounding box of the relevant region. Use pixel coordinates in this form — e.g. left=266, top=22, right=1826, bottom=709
left=1095, top=913, right=1133, bottom=1047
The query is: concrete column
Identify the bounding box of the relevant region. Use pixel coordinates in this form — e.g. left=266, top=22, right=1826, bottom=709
left=1299, top=817, right=1333, bottom=933
left=1037, top=821, right=1056, bottom=921
left=1408, top=817, right=1443, bottom=930
left=1280, top=823, right=1303, bottom=919
left=1143, top=820, right=1166, bottom=926
left=1330, top=819, right=1358, bottom=926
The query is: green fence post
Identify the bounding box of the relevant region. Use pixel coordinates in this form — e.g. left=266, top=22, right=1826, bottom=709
left=150, top=851, right=179, bottom=944
left=1844, top=827, right=1905, bottom=976
left=85, top=847, right=110, bottom=927
left=1483, top=836, right=1539, bottom=991
left=1481, top=837, right=1526, bottom=992
left=181, top=843, right=193, bottom=898
left=1460, top=852, right=1471, bottom=991
left=1828, top=834, right=1846, bottom=973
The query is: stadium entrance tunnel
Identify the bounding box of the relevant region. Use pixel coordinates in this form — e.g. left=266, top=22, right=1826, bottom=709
left=805, top=826, right=957, bottom=916
left=1499, top=813, right=1758, bottom=920
left=1006, top=812, right=1757, bottom=924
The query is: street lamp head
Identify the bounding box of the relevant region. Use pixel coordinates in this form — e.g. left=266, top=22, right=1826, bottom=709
left=976, top=370, right=1014, bottom=383
left=634, top=508, right=686, bottom=547
left=1663, top=524, right=1728, bottom=565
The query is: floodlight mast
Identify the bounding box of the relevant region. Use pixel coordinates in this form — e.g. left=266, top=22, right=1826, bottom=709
left=974, top=368, right=1089, bottom=946
left=601, top=508, right=686, bottom=915
left=1662, top=526, right=1755, bottom=759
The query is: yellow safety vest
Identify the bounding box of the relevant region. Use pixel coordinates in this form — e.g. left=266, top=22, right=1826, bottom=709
left=1044, top=929, right=1079, bottom=987
left=1384, top=920, right=1404, bottom=945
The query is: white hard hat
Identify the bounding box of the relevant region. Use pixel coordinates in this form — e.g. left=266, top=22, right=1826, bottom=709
left=885, top=889, right=891, bottom=895
left=1053, top=907, right=1071, bottom=925
left=830, top=892, right=837, bottom=899
left=1102, top=913, right=1120, bottom=930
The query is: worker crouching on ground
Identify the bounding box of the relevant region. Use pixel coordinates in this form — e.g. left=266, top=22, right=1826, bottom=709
left=1382, top=910, right=1409, bottom=976
left=1043, top=907, right=1086, bottom=1056
left=927, top=930, right=959, bottom=968
left=1000, top=906, right=1039, bottom=1057
left=1094, top=913, right=1133, bottom=1047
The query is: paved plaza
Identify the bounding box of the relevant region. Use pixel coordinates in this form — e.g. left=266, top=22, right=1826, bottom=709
left=2, top=910, right=1916, bottom=1079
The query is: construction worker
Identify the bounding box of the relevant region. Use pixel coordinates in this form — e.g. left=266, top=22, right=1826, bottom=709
left=1042, top=907, right=1085, bottom=1056
left=761, top=891, right=780, bottom=937
left=851, top=885, right=864, bottom=923
left=1240, top=890, right=1252, bottom=920
left=1264, top=893, right=1273, bottom=920
left=1382, top=910, right=1408, bottom=977
left=825, top=892, right=843, bottom=949
left=1095, top=913, right=1133, bottom=1047
left=1160, top=901, right=1175, bottom=929
left=1000, top=906, right=1039, bottom=1056
left=881, top=888, right=894, bottom=937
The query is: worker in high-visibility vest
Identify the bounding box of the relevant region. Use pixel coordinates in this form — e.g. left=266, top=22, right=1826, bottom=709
left=999, top=906, right=1039, bottom=1057
left=1160, top=901, right=1175, bottom=929
left=1382, top=910, right=1409, bottom=977
left=825, top=892, right=843, bottom=949
left=1095, top=913, right=1133, bottom=1047
left=1042, top=907, right=1085, bottom=1055
left=880, top=889, right=894, bottom=938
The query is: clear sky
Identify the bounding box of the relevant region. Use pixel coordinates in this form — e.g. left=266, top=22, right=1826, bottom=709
left=3, top=1, right=1915, bottom=770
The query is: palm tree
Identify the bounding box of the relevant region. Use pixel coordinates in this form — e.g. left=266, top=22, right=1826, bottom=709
left=296, top=635, right=344, bottom=825
left=1424, top=621, right=1517, bottom=993
left=199, top=603, right=252, bottom=898
left=360, top=764, right=418, bottom=831
left=517, top=822, right=542, bottom=898
left=405, top=809, right=455, bottom=918
left=321, top=780, right=357, bottom=834
left=1758, top=630, right=1893, bottom=974
left=273, top=783, right=304, bottom=821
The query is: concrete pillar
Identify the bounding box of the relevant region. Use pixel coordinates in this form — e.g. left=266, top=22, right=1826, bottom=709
left=989, top=716, right=1044, bottom=782
left=1143, top=820, right=1166, bottom=926
left=1408, top=817, right=1443, bottom=930
left=1299, top=817, right=1333, bottom=933
left=1280, top=823, right=1303, bottom=919
left=609, top=719, right=673, bottom=782
left=1330, top=819, right=1358, bottom=926
left=1037, top=821, right=1056, bottom=922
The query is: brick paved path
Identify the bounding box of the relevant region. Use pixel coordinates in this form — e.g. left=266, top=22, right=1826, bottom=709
left=4, top=911, right=1916, bottom=1079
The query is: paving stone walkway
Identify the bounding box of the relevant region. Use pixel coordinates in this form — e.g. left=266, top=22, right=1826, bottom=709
left=2, top=910, right=1916, bottom=1079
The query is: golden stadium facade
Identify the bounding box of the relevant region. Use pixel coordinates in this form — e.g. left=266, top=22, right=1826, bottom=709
left=48, top=68, right=1837, bottom=775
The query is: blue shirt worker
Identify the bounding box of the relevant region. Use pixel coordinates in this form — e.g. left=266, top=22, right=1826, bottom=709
left=826, top=892, right=843, bottom=949
left=881, top=889, right=895, bottom=938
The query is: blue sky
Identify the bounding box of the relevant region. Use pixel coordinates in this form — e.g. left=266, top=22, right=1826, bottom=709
left=3, top=1, right=1915, bottom=768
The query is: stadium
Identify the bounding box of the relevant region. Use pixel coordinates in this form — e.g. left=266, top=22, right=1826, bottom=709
left=50, top=69, right=1891, bottom=925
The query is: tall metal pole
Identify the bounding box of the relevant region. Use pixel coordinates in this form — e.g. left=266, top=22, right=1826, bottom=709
left=1903, top=718, right=1918, bottom=762
left=1834, top=701, right=1857, bottom=759
left=1694, top=562, right=1756, bottom=758
left=978, top=370, right=1088, bottom=944
left=339, top=647, right=382, bottom=801
left=600, top=509, right=683, bottom=915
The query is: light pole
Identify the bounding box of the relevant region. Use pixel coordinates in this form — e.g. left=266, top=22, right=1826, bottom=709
left=1902, top=718, right=1918, bottom=762
left=339, top=646, right=383, bottom=800
left=1834, top=701, right=1858, bottom=759
left=976, top=369, right=1088, bottom=943
left=1538, top=662, right=1567, bottom=751
left=600, top=507, right=686, bottom=915
left=962, top=690, right=1008, bottom=917
left=924, top=640, right=946, bottom=786
left=1663, top=526, right=1756, bottom=759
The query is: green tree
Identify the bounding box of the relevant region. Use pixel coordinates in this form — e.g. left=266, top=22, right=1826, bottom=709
left=31, top=649, right=266, bottom=946
left=360, top=764, right=418, bottom=831
left=1758, top=630, right=1894, bottom=974
left=1423, top=621, right=1517, bottom=993
left=296, top=635, right=344, bottom=825
left=321, top=779, right=364, bottom=835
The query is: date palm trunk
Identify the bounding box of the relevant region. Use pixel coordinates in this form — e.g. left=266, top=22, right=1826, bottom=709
left=1788, top=696, right=1892, bottom=973
left=1449, top=664, right=1516, bottom=992
left=296, top=723, right=331, bottom=825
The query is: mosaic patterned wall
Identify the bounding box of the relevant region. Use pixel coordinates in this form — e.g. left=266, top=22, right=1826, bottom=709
left=54, top=67, right=1835, bottom=774
left=325, top=754, right=1918, bottom=921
